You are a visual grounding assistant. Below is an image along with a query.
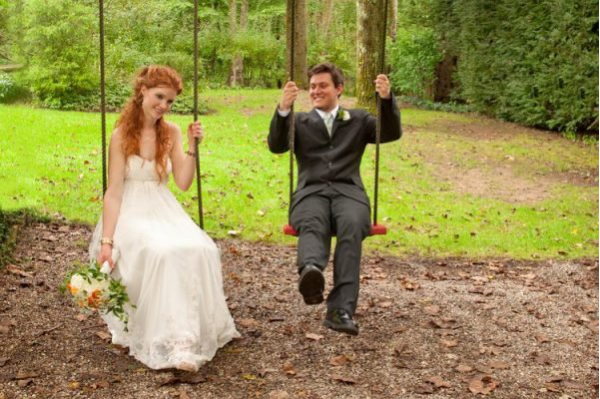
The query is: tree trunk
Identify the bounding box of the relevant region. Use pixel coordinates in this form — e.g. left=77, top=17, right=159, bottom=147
left=286, top=0, right=308, bottom=89
left=228, top=0, right=245, bottom=87
left=388, top=0, right=397, bottom=41
left=356, top=0, right=386, bottom=111
left=433, top=52, right=457, bottom=102
left=321, top=0, right=335, bottom=39
left=229, top=0, right=237, bottom=35
left=240, top=0, right=248, bottom=30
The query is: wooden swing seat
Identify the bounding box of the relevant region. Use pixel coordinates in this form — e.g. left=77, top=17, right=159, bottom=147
left=283, top=223, right=387, bottom=236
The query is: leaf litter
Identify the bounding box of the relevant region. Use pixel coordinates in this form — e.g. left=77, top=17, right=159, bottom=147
left=0, top=221, right=597, bottom=398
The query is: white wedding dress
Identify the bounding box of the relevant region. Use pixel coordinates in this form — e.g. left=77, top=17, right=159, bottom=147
left=89, top=155, right=239, bottom=370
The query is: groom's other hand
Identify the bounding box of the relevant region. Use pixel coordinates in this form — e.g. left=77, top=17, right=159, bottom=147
left=374, top=74, right=391, bottom=100
left=279, top=81, right=299, bottom=112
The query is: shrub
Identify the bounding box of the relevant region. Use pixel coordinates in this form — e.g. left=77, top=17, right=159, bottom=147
left=0, top=71, right=29, bottom=103
left=388, top=27, right=442, bottom=98
left=10, top=0, right=98, bottom=108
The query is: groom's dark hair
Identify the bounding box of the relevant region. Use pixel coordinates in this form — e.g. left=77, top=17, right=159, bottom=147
left=308, top=63, right=344, bottom=88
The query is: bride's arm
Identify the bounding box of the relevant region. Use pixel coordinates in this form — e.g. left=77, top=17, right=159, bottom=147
left=97, top=130, right=127, bottom=268
left=169, top=121, right=203, bottom=191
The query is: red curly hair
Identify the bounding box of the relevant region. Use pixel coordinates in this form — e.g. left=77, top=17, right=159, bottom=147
left=116, top=66, right=183, bottom=181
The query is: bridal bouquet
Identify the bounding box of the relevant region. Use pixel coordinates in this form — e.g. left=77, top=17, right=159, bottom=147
left=61, top=261, right=133, bottom=331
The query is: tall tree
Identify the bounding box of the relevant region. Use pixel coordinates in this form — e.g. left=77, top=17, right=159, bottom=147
left=286, top=0, right=308, bottom=88
left=321, top=0, right=335, bottom=39
left=0, top=0, right=8, bottom=61
left=228, top=0, right=248, bottom=87
left=356, top=0, right=387, bottom=110
left=388, top=0, right=398, bottom=41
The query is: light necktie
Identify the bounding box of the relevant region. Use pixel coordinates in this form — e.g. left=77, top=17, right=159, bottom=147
left=324, top=113, right=334, bottom=136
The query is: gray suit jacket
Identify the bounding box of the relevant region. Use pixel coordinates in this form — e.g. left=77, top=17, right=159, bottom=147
left=268, top=95, right=402, bottom=212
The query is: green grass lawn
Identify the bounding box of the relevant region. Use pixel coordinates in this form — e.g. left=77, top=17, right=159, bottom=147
left=1, top=89, right=597, bottom=259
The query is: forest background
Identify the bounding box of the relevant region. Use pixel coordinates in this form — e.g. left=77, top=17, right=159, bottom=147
left=0, top=0, right=597, bottom=133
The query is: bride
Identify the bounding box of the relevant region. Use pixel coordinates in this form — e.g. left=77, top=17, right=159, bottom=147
left=89, top=65, right=239, bottom=372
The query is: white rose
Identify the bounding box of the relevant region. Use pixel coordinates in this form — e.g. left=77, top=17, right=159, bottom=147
left=69, top=274, right=85, bottom=291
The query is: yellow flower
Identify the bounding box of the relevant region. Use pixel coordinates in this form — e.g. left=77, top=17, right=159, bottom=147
left=67, top=283, right=79, bottom=295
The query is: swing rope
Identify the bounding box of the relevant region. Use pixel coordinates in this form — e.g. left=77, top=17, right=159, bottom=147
left=288, top=0, right=296, bottom=226
left=283, top=0, right=390, bottom=236
left=98, top=0, right=204, bottom=228
left=373, top=0, right=389, bottom=229
left=193, top=0, right=204, bottom=229
left=99, top=0, right=107, bottom=195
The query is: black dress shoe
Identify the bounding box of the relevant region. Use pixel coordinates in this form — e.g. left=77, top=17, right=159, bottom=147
left=298, top=264, right=325, bottom=305
left=323, top=309, right=359, bottom=336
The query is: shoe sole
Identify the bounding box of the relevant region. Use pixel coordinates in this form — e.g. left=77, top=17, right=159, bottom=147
left=323, top=319, right=359, bottom=336
left=298, top=268, right=325, bottom=305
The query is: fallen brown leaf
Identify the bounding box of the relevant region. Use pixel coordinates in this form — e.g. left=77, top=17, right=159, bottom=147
left=456, top=364, right=473, bottom=373
left=394, top=343, right=407, bottom=356
left=15, top=371, right=39, bottom=380
left=237, top=318, right=259, bottom=328
left=178, top=386, right=191, bottom=399
left=159, top=373, right=207, bottom=386
left=488, top=361, right=510, bottom=370
left=474, top=364, right=493, bottom=374
left=331, top=374, right=357, bottom=384
left=75, top=314, right=88, bottom=322
left=305, top=333, right=324, bottom=341
left=534, top=334, right=550, bottom=343
left=329, top=354, right=350, bottom=366
left=282, top=361, right=297, bottom=376
left=258, top=368, right=277, bottom=378
left=440, top=339, right=458, bottom=348
left=17, top=379, right=32, bottom=388
left=413, top=383, right=434, bottom=394
left=399, top=277, right=420, bottom=290
left=423, top=305, right=440, bottom=315
left=6, top=265, right=34, bottom=278
left=468, top=375, right=499, bottom=395
left=394, top=325, right=408, bottom=334
left=427, top=376, right=451, bottom=388
left=268, top=391, right=290, bottom=399
left=68, top=381, right=80, bottom=390
left=587, top=320, right=599, bottom=334
left=95, top=331, right=111, bottom=341
left=531, top=352, right=551, bottom=365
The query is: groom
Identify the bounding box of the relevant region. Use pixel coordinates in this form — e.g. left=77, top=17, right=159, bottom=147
left=268, top=63, right=402, bottom=335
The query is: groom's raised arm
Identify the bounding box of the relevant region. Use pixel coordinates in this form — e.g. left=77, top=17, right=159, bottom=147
left=268, top=81, right=299, bottom=154
left=364, top=94, right=402, bottom=144
left=365, top=74, right=402, bottom=144
left=268, top=109, right=291, bottom=154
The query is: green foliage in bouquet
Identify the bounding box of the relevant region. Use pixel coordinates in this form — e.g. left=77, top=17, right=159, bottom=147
left=61, top=261, right=134, bottom=331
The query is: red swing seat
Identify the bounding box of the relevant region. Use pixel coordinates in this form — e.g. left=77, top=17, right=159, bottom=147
left=283, top=223, right=387, bottom=236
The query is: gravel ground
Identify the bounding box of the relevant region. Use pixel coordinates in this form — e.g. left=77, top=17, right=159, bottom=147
left=0, top=221, right=598, bottom=398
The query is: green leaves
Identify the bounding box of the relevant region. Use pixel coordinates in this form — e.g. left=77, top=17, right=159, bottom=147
left=62, top=260, right=134, bottom=331
left=399, top=0, right=598, bottom=133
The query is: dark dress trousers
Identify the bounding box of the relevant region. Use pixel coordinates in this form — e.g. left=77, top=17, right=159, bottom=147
left=268, top=95, right=402, bottom=315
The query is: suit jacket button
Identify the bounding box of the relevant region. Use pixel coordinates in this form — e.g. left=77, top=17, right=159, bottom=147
left=328, top=162, right=333, bottom=168
left=329, top=145, right=334, bottom=149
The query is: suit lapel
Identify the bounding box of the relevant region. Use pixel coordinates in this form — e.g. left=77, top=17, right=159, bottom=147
left=309, top=109, right=330, bottom=140
left=331, top=108, right=350, bottom=139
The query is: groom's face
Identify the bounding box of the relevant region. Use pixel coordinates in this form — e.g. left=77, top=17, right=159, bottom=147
left=309, top=73, right=343, bottom=113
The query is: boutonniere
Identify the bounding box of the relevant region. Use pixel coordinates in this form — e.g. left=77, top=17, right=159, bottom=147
left=337, top=109, right=351, bottom=121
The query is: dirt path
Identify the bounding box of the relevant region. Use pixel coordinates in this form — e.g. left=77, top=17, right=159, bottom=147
left=0, top=222, right=598, bottom=398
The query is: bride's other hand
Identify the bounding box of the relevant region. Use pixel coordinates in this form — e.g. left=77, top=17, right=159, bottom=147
left=97, top=244, right=115, bottom=270
left=187, top=121, right=204, bottom=147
